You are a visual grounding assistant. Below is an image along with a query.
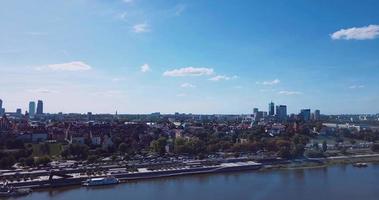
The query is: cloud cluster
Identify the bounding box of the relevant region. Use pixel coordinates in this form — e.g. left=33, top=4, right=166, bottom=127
left=331, top=25, right=379, bottom=40
left=117, top=12, right=128, bottom=21
left=27, top=88, right=58, bottom=94
left=163, top=67, right=214, bottom=77
left=257, top=79, right=280, bottom=85
left=140, top=64, right=150, bottom=72
left=45, top=61, right=92, bottom=71
left=180, top=83, right=196, bottom=88
left=349, top=85, right=365, bottom=89
left=278, top=91, right=302, bottom=95
left=133, top=23, right=150, bottom=33
left=208, top=75, right=237, bottom=81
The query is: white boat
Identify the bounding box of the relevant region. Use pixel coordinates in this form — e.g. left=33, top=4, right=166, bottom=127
left=352, top=162, right=368, bottom=168
left=82, top=176, right=120, bottom=186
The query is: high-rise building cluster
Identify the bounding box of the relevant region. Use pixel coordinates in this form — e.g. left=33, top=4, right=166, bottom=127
left=253, top=101, right=321, bottom=122
left=0, top=99, right=44, bottom=117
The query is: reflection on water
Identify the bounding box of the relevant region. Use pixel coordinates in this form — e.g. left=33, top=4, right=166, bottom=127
left=293, top=169, right=305, bottom=181
left=338, top=164, right=347, bottom=172
left=14, top=164, right=379, bottom=200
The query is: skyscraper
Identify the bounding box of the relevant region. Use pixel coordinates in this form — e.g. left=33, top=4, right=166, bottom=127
left=0, top=99, right=3, bottom=115
left=0, top=99, right=4, bottom=116
left=36, top=100, right=43, bottom=115
left=29, top=101, right=36, bottom=116
left=276, top=105, right=287, bottom=121
left=300, top=109, right=311, bottom=121
left=269, top=101, right=275, bottom=116
left=253, top=111, right=264, bottom=122
left=314, top=109, right=321, bottom=121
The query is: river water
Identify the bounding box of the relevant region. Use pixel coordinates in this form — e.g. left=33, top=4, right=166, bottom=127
left=12, top=164, right=379, bottom=200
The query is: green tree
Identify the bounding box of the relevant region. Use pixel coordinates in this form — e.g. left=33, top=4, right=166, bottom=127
left=35, top=156, right=51, bottom=166
left=322, top=140, right=328, bottom=152
left=174, top=138, right=188, bottom=154
left=291, top=144, right=305, bottom=158
left=150, top=137, right=167, bottom=155
left=61, top=148, right=70, bottom=159
left=87, top=155, right=98, bottom=163
left=187, top=138, right=206, bottom=155
left=0, top=155, right=16, bottom=169
left=371, top=144, right=379, bottom=152
left=61, top=144, right=89, bottom=160
left=276, top=140, right=292, bottom=159
left=118, top=143, right=128, bottom=155
left=312, top=142, right=319, bottom=150
left=25, top=157, right=35, bottom=167
left=39, top=143, right=50, bottom=155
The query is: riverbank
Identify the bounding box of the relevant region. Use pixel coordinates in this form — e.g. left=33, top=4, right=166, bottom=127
left=261, top=153, right=379, bottom=171
left=3, top=153, right=379, bottom=194
left=14, top=162, right=379, bottom=200
left=2, top=161, right=262, bottom=190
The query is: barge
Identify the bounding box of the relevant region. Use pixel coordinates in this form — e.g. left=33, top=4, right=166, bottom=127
left=83, top=176, right=119, bottom=186
left=0, top=183, right=32, bottom=198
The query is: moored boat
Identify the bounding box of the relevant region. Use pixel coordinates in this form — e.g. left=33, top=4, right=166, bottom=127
left=0, top=183, right=32, bottom=197
left=353, top=162, right=368, bottom=168
left=82, top=176, right=120, bottom=186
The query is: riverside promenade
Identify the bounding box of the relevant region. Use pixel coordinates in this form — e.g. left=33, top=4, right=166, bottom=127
left=1, top=159, right=264, bottom=189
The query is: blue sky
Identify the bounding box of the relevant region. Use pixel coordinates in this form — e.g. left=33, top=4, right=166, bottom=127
left=0, top=0, right=379, bottom=114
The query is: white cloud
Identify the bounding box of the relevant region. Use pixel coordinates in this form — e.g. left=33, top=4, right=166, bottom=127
left=331, top=25, right=379, bottom=40
left=260, top=88, right=276, bottom=92
left=349, top=85, right=365, bottom=89
left=163, top=67, right=214, bottom=77
left=27, top=88, right=58, bottom=94
left=180, top=83, right=196, bottom=88
left=133, top=23, right=150, bottom=33
left=257, top=79, right=280, bottom=85
left=209, top=75, right=233, bottom=81
left=39, top=61, right=92, bottom=71
left=140, top=64, right=150, bottom=72
left=91, top=90, right=125, bottom=97
left=278, top=90, right=302, bottom=95
left=117, top=12, right=128, bottom=21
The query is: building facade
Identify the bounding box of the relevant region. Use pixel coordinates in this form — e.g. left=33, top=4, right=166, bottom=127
left=276, top=105, right=287, bottom=121
left=314, top=109, right=321, bottom=121
left=29, top=101, right=36, bottom=116
left=300, top=109, right=311, bottom=121
left=0, top=99, right=3, bottom=115
left=36, top=100, right=43, bottom=115
left=269, top=102, right=275, bottom=116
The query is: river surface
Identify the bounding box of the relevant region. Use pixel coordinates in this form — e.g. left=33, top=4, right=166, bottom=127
left=12, top=164, right=379, bottom=200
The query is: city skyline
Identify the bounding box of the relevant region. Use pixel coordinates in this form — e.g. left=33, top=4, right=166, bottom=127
left=1, top=98, right=375, bottom=116
left=1, top=0, right=379, bottom=114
